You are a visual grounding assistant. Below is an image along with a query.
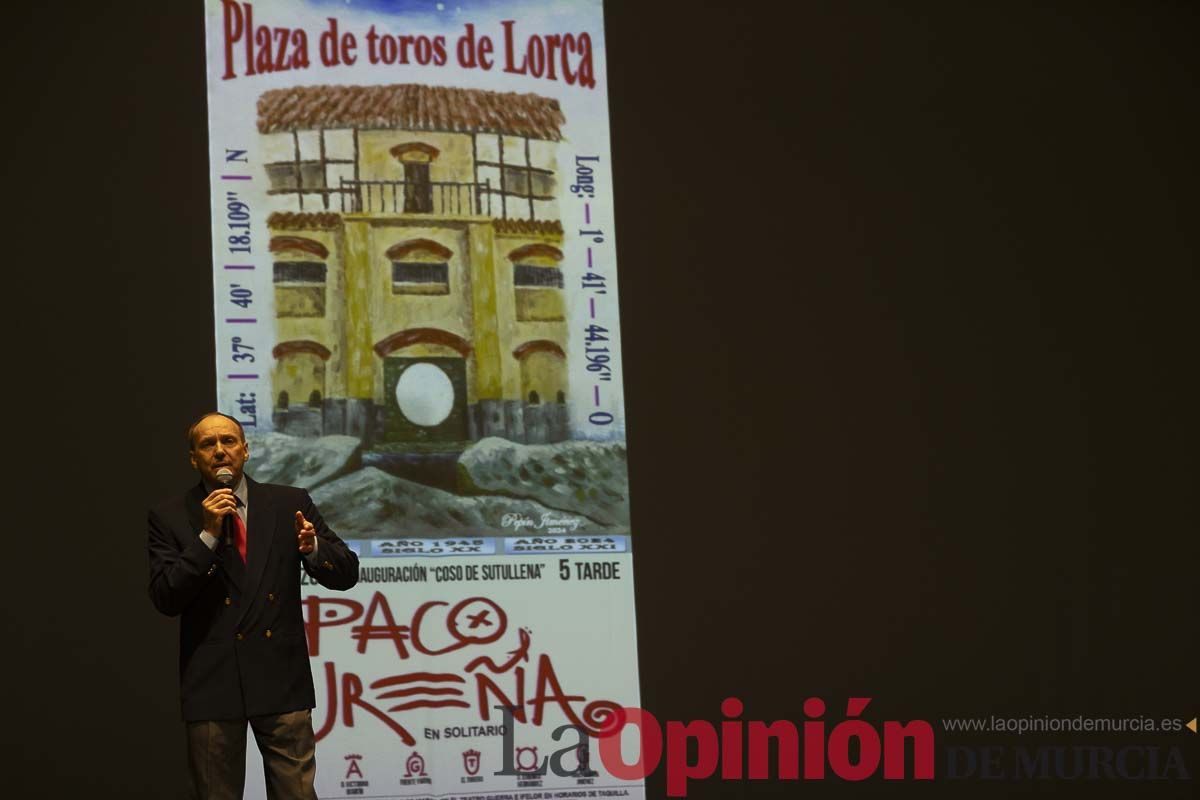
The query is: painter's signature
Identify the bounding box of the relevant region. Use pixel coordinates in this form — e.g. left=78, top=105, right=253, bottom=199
left=500, top=512, right=585, bottom=533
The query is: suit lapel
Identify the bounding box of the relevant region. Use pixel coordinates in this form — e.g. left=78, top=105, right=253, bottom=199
left=241, top=476, right=276, bottom=608
left=184, top=482, right=207, bottom=541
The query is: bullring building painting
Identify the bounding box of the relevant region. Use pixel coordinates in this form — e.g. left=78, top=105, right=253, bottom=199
left=262, top=83, right=570, bottom=448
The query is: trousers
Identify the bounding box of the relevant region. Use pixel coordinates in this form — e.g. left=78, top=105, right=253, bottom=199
left=185, top=709, right=318, bottom=800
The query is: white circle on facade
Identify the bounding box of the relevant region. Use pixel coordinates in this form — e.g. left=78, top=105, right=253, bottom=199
left=395, top=363, right=455, bottom=426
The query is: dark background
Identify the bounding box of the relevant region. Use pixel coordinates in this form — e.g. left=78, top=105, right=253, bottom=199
left=4, top=2, right=1196, bottom=797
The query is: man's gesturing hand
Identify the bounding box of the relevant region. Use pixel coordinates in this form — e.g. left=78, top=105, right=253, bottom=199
left=295, top=511, right=317, bottom=555
left=202, top=489, right=238, bottom=537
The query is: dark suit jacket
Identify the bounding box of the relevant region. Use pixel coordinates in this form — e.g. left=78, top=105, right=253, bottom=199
left=148, top=476, right=358, bottom=721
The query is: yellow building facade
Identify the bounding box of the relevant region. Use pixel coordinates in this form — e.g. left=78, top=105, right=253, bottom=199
left=261, top=84, right=570, bottom=446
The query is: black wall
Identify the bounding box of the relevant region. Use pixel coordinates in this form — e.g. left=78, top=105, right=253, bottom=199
left=5, top=3, right=1196, bottom=798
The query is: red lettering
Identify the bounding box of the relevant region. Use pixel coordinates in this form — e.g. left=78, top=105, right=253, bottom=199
left=273, top=28, right=290, bottom=71
left=465, top=627, right=530, bottom=673
left=353, top=591, right=411, bottom=658
left=883, top=720, right=935, bottom=779
left=291, top=29, right=310, bottom=69
left=221, top=0, right=244, bottom=80
left=827, top=698, right=881, bottom=781
left=598, top=707, right=662, bottom=781
left=526, top=35, right=545, bottom=77
left=665, top=720, right=719, bottom=797
left=501, top=20, right=521, bottom=75
left=380, top=34, right=397, bottom=64
left=414, top=36, right=432, bottom=65
left=409, top=600, right=454, bottom=655
left=319, top=17, right=340, bottom=66
left=342, top=668, right=416, bottom=745
left=828, top=719, right=881, bottom=780
left=478, top=35, right=494, bottom=70
left=500, top=24, right=595, bottom=88
left=313, top=662, right=338, bottom=741
left=254, top=26, right=272, bottom=73
left=561, top=33, right=577, bottom=84
left=411, top=597, right=506, bottom=655
left=720, top=697, right=743, bottom=779
left=475, top=668, right=527, bottom=723
left=576, top=32, right=595, bottom=88
left=365, top=25, right=380, bottom=63
left=244, top=2, right=256, bottom=76
left=747, top=720, right=800, bottom=779
left=457, top=23, right=478, bottom=67
left=301, top=595, right=363, bottom=656
left=528, top=653, right=585, bottom=727
left=803, top=697, right=825, bottom=779
left=544, top=34, right=560, bottom=80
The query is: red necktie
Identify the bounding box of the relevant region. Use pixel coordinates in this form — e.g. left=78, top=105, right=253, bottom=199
left=231, top=510, right=248, bottom=563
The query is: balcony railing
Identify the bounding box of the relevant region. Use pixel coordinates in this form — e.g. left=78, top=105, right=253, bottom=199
left=338, top=178, right=492, bottom=217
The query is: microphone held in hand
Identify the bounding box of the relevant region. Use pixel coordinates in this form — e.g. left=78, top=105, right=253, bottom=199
left=216, top=468, right=235, bottom=545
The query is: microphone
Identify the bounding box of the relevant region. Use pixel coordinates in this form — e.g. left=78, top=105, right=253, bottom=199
left=216, top=468, right=235, bottom=546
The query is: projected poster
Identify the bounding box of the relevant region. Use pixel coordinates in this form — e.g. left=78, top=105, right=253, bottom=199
left=203, top=1, right=640, bottom=798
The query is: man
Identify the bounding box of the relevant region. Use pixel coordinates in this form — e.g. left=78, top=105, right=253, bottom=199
left=148, top=412, right=359, bottom=799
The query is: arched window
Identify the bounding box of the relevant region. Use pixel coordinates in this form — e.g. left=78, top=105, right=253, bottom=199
left=271, top=341, right=331, bottom=419
left=508, top=243, right=564, bottom=321
left=389, top=142, right=440, bottom=213
left=513, top=341, right=567, bottom=409
left=271, top=236, right=329, bottom=318
left=373, top=328, right=472, bottom=358
left=387, top=238, right=453, bottom=295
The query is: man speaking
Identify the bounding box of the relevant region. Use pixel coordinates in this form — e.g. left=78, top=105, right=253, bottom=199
left=148, top=412, right=359, bottom=799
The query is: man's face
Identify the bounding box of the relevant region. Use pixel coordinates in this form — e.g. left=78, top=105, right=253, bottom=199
left=189, top=415, right=249, bottom=487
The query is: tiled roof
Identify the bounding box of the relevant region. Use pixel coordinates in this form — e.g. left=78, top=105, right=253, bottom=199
left=258, top=84, right=565, bottom=140
left=492, top=218, right=564, bottom=237
left=266, top=212, right=342, bottom=230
